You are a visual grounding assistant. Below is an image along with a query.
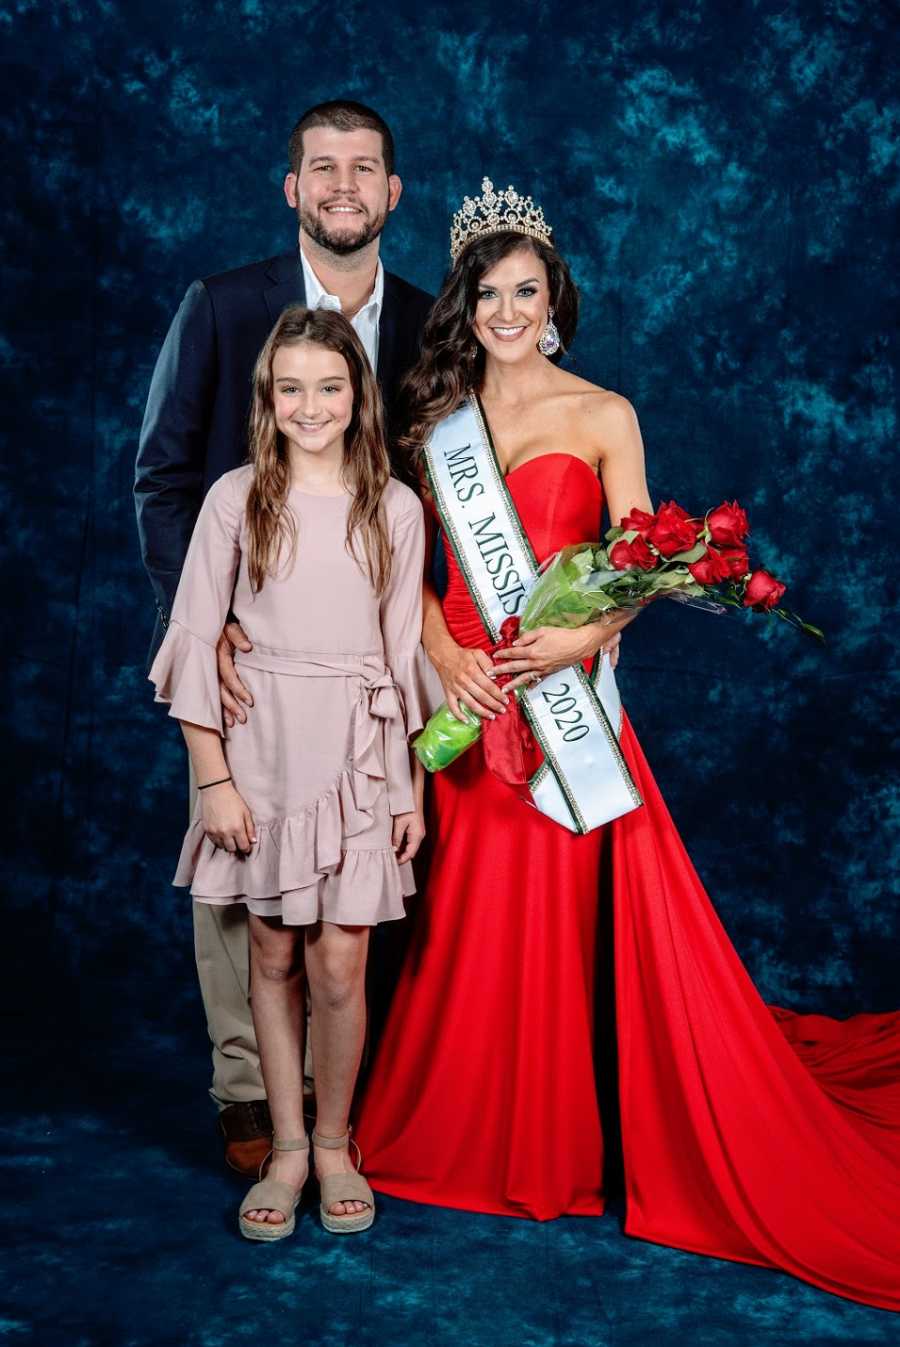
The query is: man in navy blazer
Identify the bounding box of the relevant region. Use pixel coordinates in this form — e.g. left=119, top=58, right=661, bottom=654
left=135, top=100, right=433, bottom=1176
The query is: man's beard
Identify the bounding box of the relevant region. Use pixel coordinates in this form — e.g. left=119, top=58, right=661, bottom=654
left=299, top=200, right=388, bottom=256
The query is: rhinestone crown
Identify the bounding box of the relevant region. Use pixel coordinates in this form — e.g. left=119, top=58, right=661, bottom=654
left=449, top=176, right=553, bottom=264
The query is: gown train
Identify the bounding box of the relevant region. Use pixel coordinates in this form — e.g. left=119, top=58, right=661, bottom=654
left=356, top=452, right=900, bottom=1312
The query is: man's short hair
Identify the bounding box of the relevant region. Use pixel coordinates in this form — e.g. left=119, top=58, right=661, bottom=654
left=288, top=100, right=396, bottom=177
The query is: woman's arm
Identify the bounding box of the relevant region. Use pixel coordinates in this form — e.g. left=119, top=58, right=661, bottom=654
left=421, top=504, right=509, bottom=724
left=495, top=393, right=653, bottom=684
left=594, top=393, right=654, bottom=524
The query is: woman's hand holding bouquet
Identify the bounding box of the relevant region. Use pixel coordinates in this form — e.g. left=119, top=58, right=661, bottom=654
left=493, top=620, right=626, bottom=688
left=427, top=637, right=509, bottom=724
left=415, top=497, right=822, bottom=773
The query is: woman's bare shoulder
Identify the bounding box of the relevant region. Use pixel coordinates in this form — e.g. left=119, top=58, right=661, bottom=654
left=569, top=385, right=640, bottom=450
left=549, top=368, right=633, bottom=420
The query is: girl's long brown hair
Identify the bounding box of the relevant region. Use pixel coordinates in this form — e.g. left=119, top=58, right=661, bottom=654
left=396, top=231, right=580, bottom=461
left=246, top=306, right=392, bottom=593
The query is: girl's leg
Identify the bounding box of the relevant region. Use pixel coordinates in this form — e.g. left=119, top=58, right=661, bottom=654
left=305, top=922, right=371, bottom=1216
left=243, top=913, right=308, bottom=1225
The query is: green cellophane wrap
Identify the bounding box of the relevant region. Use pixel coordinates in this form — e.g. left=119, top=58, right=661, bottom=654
left=412, top=698, right=483, bottom=771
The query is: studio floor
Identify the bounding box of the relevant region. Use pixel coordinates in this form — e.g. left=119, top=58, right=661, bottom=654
left=6, top=1016, right=898, bottom=1347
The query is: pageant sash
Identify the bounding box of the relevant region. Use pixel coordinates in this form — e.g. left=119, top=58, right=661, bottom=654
left=424, top=396, right=642, bottom=834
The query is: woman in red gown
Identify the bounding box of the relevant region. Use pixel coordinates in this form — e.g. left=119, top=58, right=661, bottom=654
left=355, top=193, right=900, bottom=1311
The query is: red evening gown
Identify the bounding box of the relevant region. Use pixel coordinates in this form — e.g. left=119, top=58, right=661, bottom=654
left=355, top=453, right=900, bottom=1312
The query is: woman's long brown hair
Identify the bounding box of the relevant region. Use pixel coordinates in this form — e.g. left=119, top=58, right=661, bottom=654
left=246, top=306, right=392, bottom=593
left=395, top=231, right=580, bottom=463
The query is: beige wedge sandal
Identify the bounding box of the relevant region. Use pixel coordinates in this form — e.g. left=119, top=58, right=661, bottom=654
left=312, top=1128, right=375, bottom=1234
left=238, top=1134, right=309, bottom=1242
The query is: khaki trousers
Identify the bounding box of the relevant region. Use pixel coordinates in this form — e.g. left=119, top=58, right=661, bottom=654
left=193, top=900, right=267, bottom=1110
left=190, top=763, right=265, bottom=1109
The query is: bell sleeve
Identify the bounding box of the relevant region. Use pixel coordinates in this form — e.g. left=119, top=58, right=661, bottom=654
left=380, top=493, right=443, bottom=750
left=148, top=472, right=242, bottom=733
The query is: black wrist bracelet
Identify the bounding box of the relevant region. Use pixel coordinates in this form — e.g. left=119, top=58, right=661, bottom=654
left=197, top=775, right=232, bottom=791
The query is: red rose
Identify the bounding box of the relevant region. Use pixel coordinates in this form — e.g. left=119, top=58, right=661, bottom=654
left=716, top=545, right=750, bottom=579
left=610, top=536, right=658, bottom=571
left=688, top=547, right=730, bottom=585
left=689, top=544, right=749, bottom=585
left=707, top=500, right=750, bottom=546
left=619, top=507, right=657, bottom=540
left=647, top=501, right=699, bottom=557
left=743, top=568, right=786, bottom=611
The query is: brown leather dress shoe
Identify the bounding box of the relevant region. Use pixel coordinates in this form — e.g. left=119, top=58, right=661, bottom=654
left=219, top=1100, right=273, bottom=1177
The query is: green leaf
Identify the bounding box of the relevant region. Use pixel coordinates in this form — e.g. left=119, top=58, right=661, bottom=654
left=667, top=542, right=708, bottom=563
left=649, top=571, right=698, bottom=590
left=569, top=549, right=595, bottom=577
left=710, top=592, right=743, bottom=608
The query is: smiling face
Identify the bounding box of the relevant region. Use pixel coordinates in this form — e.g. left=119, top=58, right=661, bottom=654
left=472, top=243, right=551, bottom=366
left=271, top=341, right=354, bottom=460
left=284, top=125, right=402, bottom=256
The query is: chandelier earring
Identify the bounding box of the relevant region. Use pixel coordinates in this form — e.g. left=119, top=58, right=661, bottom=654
left=538, top=307, right=561, bottom=357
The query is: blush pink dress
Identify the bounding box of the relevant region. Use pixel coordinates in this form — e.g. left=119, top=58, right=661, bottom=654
left=149, top=465, right=436, bottom=925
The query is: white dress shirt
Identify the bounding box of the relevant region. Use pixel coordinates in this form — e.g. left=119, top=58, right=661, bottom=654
left=299, top=248, right=384, bottom=372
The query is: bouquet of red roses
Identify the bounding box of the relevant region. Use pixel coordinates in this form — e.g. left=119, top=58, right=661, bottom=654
left=528, top=499, right=825, bottom=635
left=413, top=498, right=823, bottom=772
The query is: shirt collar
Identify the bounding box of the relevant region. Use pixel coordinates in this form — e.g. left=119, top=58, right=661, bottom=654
left=299, top=245, right=384, bottom=318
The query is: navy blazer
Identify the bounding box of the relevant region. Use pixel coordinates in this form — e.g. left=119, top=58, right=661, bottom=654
left=135, top=251, right=434, bottom=661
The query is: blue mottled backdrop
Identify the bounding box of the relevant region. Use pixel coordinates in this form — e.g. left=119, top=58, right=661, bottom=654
left=5, top=5, right=898, bottom=1038
left=4, top=3, right=900, bottom=1344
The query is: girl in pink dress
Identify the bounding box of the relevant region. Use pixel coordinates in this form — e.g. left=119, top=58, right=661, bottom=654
left=149, top=307, right=433, bottom=1241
